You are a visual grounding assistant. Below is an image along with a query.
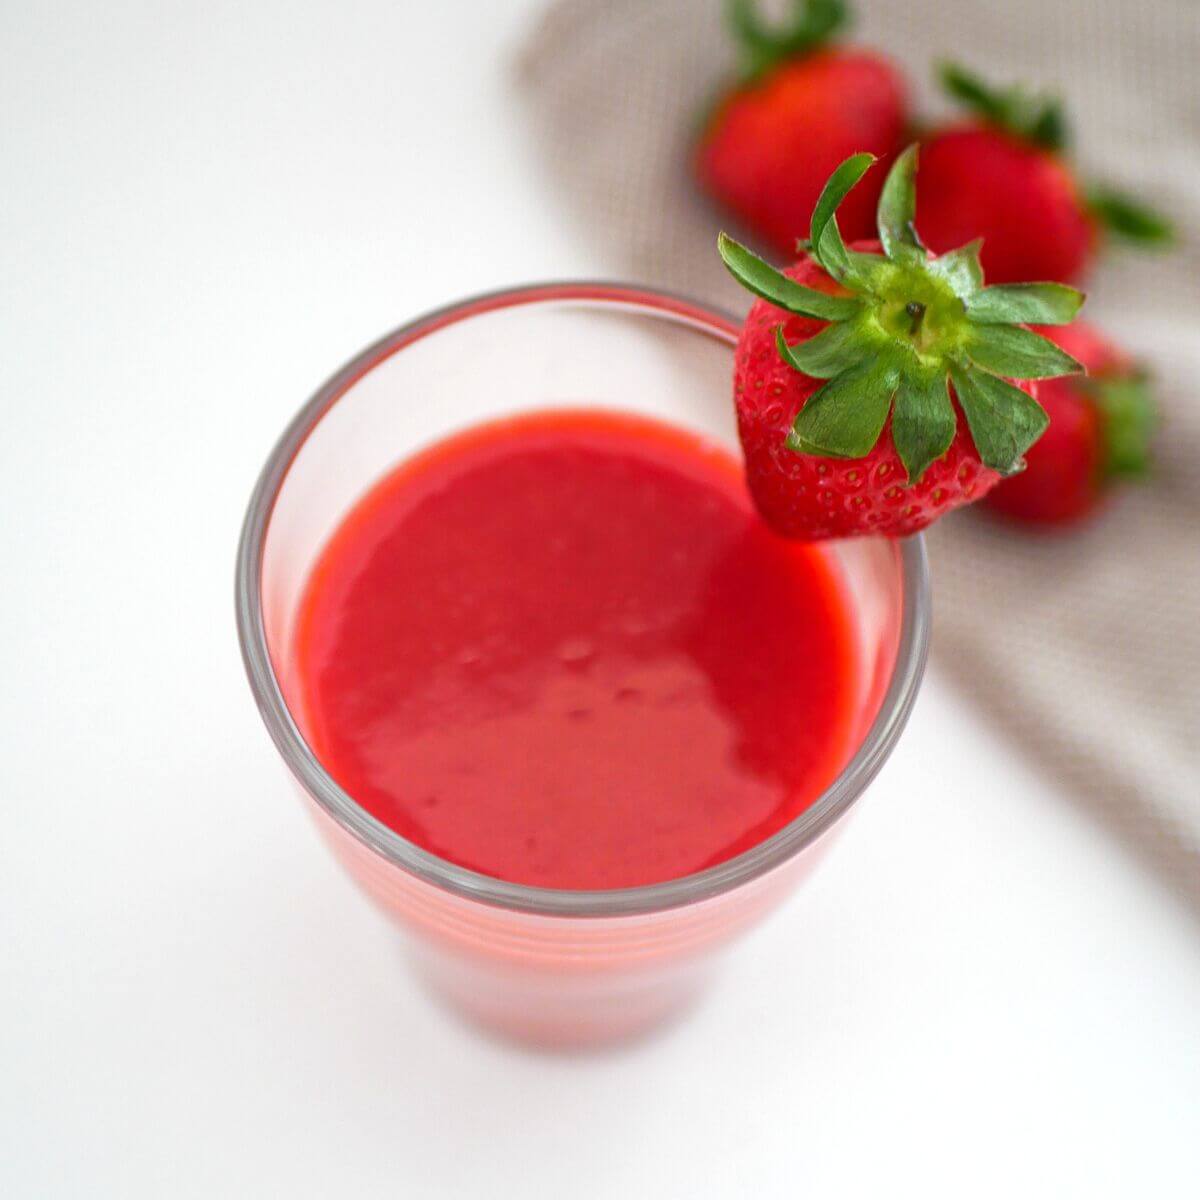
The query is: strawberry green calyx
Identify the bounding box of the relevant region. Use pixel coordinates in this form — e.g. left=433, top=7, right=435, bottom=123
left=1087, top=370, right=1156, bottom=479
left=718, top=145, right=1087, bottom=482
left=939, top=62, right=1175, bottom=246
left=729, top=0, right=847, bottom=82
left=1085, top=185, right=1174, bottom=246
left=938, top=61, right=1067, bottom=151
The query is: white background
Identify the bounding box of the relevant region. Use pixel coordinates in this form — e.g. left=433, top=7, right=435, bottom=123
left=3, top=2, right=1198, bottom=1196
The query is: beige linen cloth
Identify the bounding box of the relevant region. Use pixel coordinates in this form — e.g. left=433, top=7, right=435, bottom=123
left=517, top=0, right=1200, bottom=907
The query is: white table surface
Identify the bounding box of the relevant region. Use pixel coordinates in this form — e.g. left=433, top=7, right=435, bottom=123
left=3, top=3, right=1198, bottom=1196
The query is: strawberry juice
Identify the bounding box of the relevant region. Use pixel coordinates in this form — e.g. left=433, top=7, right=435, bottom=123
left=293, top=409, right=859, bottom=891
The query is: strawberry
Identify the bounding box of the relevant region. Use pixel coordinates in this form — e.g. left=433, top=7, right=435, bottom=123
left=718, top=145, right=1086, bottom=540
left=916, top=63, right=1173, bottom=284
left=696, top=0, right=907, bottom=255
left=983, top=321, right=1154, bottom=525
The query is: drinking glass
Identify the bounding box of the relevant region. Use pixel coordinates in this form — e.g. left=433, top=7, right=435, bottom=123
left=236, top=283, right=930, bottom=1047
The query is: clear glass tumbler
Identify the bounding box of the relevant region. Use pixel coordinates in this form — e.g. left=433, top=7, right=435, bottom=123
left=236, top=283, right=930, bottom=1048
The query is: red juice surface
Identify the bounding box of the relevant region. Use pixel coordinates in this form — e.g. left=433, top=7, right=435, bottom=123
left=294, top=410, right=858, bottom=890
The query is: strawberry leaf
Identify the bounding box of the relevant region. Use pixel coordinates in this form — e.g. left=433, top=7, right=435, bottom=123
left=967, top=282, right=1084, bottom=326
left=775, top=320, right=872, bottom=379
left=938, top=61, right=1068, bottom=150
left=1028, top=99, right=1068, bottom=153
left=1086, top=371, right=1157, bottom=478
left=718, top=234, right=860, bottom=320
left=938, top=61, right=1010, bottom=126
left=965, top=324, right=1083, bottom=379
left=950, top=364, right=1048, bottom=475
left=1086, top=184, right=1175, bottom=245
left=892, top=369, right=957, bottom=483
left=787, top=356, right=900, bottom=458
left=876, top=144, right=923, bottom=265
left=810, top=152, right=875, bottom=281
left=928, top=239, right=984, bottom=298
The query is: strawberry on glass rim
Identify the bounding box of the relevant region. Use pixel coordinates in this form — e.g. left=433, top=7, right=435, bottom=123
left=717, top=144, right=1088, bottom=539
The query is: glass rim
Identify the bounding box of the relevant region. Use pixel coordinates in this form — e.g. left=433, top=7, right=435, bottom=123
left=235, top=281, right=931, bottom=918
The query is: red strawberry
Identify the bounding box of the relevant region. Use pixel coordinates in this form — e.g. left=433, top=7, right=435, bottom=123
left=696, top=0, right=907, bottom=255
left=718, top=146, right=1086, bottom=539
left=918, top=127, right=1093, bottom=286
left=984, top=321, right=1154, bottom=525
left=916, top=64, right=1172, bottom=284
